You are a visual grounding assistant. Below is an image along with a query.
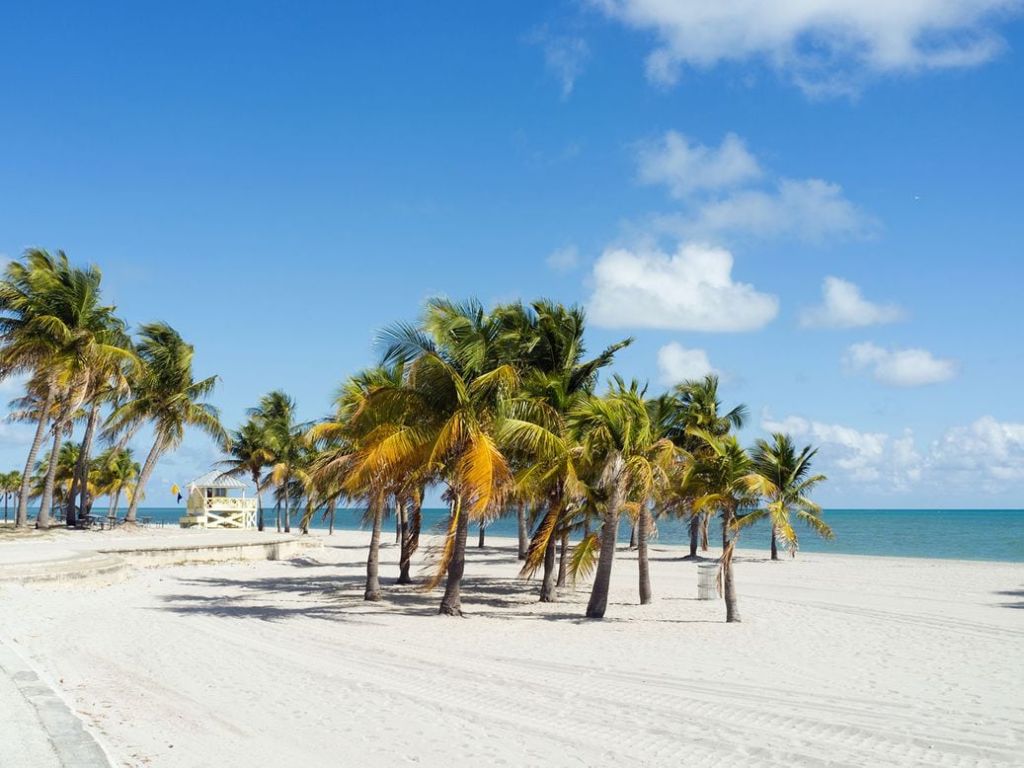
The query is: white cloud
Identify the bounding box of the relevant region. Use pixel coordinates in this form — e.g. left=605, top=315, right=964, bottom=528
left=762, top=414, right=890, bottom=481
left=763, top=413, right=1024, bottom=494
left=845, top=342, right=957, bottom=387
left=930, top=416, right=1024, bottom=484
left=532, top=30, right=590, bottom=98
left=657, top=178, right=874, bottom=242
left=592, top=0, right=1021, bottom=95
left=546, top=245, right=580, bottom=272
left=657, top=343, right=717, bottom=385
left=801, top=276, right=904, bottom=328
left=588, top=242, right=779, bottom=331
left=637, top=131, right=761, bottom=198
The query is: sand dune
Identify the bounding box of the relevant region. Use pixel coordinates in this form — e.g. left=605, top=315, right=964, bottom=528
left=2, top=530, right=1021, bottom=767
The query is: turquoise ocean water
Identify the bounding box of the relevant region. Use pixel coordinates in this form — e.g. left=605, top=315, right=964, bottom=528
left=58, top=507, right=1024, bottom=563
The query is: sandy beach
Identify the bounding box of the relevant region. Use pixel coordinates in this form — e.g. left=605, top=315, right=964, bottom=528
left=1, top=528, right=1021, bottom=767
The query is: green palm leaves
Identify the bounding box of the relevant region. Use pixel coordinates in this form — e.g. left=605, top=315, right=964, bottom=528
left=745, top=433, right=831, bottom=558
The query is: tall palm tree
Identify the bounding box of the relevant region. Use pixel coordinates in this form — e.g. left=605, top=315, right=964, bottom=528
left=64, top=327, right=134, bottom=526
left=688, top=431, right=759, bottom=623
left=104, top=322, right=225, bottom=524
left=668, top=376, right=748, bottom=557
left=374, top=298, right=515, bottom=615
left=309, top=363, right=417, bottom=600
left=248, top=391, right=308, bottom=534
left=496, top=300, right=630, bottom=602
left=0, top=250, right=131, bottom=528
left=745, top=433, right=832, bottom=559
left=572, top=377, right=675, bottom=618
left=219, top=419, right=272, bottom=531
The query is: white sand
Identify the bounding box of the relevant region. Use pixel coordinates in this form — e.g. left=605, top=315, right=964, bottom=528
left=1, top=529, right=1022, bottom=767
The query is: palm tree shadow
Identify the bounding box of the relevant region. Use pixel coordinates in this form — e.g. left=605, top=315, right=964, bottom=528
left=993, top=588, right=1024, bottom=609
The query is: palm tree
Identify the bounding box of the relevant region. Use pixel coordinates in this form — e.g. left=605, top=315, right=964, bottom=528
left=496, top=300, right=630, bottom=602
left=374, top=298, right=515, bottom=615
left=93, top=447, right=140, bottom=521
left=1, top=471, right=21, bottom=525
left=248, top=391, right=308, bottom=534
left=745, top=433, right=832, bottom=559
left=688, top=432, right=759, bottom=623
left=573, top=377, right=675, bottom=618
left=219, top=419, right=272, bottom=531
left=668, top=376, right=748, bottom=557
left=104, top=322, right=225, bottom=524
left=0, top=250, right=131, bottom=528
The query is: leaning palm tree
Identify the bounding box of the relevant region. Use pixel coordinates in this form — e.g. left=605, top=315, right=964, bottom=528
left=0, top=250, right=132, bottom=527
left=745, top=433, right=831, bottom=559
left=687, top=431, right=759, bottom=623
left=104, top=323, right=225, bottom=524
left=573, top=377, right=675, bottom=618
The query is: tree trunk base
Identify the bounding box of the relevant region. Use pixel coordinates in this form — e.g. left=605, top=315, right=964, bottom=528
left=364, top=590, right=382, bottom=601
left=438, top=603, right=463, bottom=617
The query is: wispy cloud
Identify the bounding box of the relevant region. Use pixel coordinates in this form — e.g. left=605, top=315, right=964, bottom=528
left=531, top=27, right=590, bottom=98
left=844, top=342, right=957, bottom=387
left=634, top=133, right=874, bottom=244
left=591, top=0, right=1022, bottom=96
left=545, top=244, right=580, bottom=272
left=636, top=131, right=761, bottom=198
left=801, top=277, right=904, bottom=328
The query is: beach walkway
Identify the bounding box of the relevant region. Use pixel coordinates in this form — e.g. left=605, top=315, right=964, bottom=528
left=0, top=638, right=110, bottom=768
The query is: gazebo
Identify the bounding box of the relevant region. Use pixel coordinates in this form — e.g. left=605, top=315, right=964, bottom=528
left=179, top=471, right=257, bottom=529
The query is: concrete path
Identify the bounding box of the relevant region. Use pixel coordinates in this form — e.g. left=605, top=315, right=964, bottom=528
left=0, top=639, right=111, bottom=767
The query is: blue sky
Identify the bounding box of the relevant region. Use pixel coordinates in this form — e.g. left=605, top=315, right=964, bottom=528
left=1, top=1, right=1023, bottom=507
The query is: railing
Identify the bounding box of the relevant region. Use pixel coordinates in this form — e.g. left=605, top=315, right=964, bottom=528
left=203, top=497, right=257, bottom=511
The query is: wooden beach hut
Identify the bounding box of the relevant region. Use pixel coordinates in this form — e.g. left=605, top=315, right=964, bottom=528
left=179, top=471, right=257, bottom=529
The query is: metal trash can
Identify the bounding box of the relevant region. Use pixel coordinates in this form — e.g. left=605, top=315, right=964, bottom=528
left=697, top=562, right=718, bottom=600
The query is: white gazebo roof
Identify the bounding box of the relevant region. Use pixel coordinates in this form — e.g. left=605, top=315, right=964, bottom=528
left=187, top=470, right=247, bottom=490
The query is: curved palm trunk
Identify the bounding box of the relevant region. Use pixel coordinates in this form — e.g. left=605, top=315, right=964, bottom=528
left=365, top=499, right=383, bottom=601
left=439, top=495, right=468, bottom=616
left=16, top=387, right=54, bottom=528
left=770, top=524, right=779, bottom=561
left=700, top=513, right=710, bottom=551
left=398, top=504, right=421, bottom=584
left=328, top=504, right=335, bottom=535
left=477, top=522, right=485, bottom=548
left=586, top=507, right=621, bottom=618
left=36, top=427, right=62, bottom=528
left=539, top=534, right=558, bottom=602
left=556, top=530, right=569, bottom=588
left=67, top=403, right=100, bottom=527
left=516, top=504, right=528, bottom=561
left=126, top=438, right=163, bottom=524
left=586, top=466, right=624, bottom=619
left=723, top=504, right=741, bottom=623
left=629, top=522, right=637, bottom=550
left=107, top=487, right=121, bottom=521
left=688, top=514, right=699, bottom=558
left=638, top=507, right=652, bottom=605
